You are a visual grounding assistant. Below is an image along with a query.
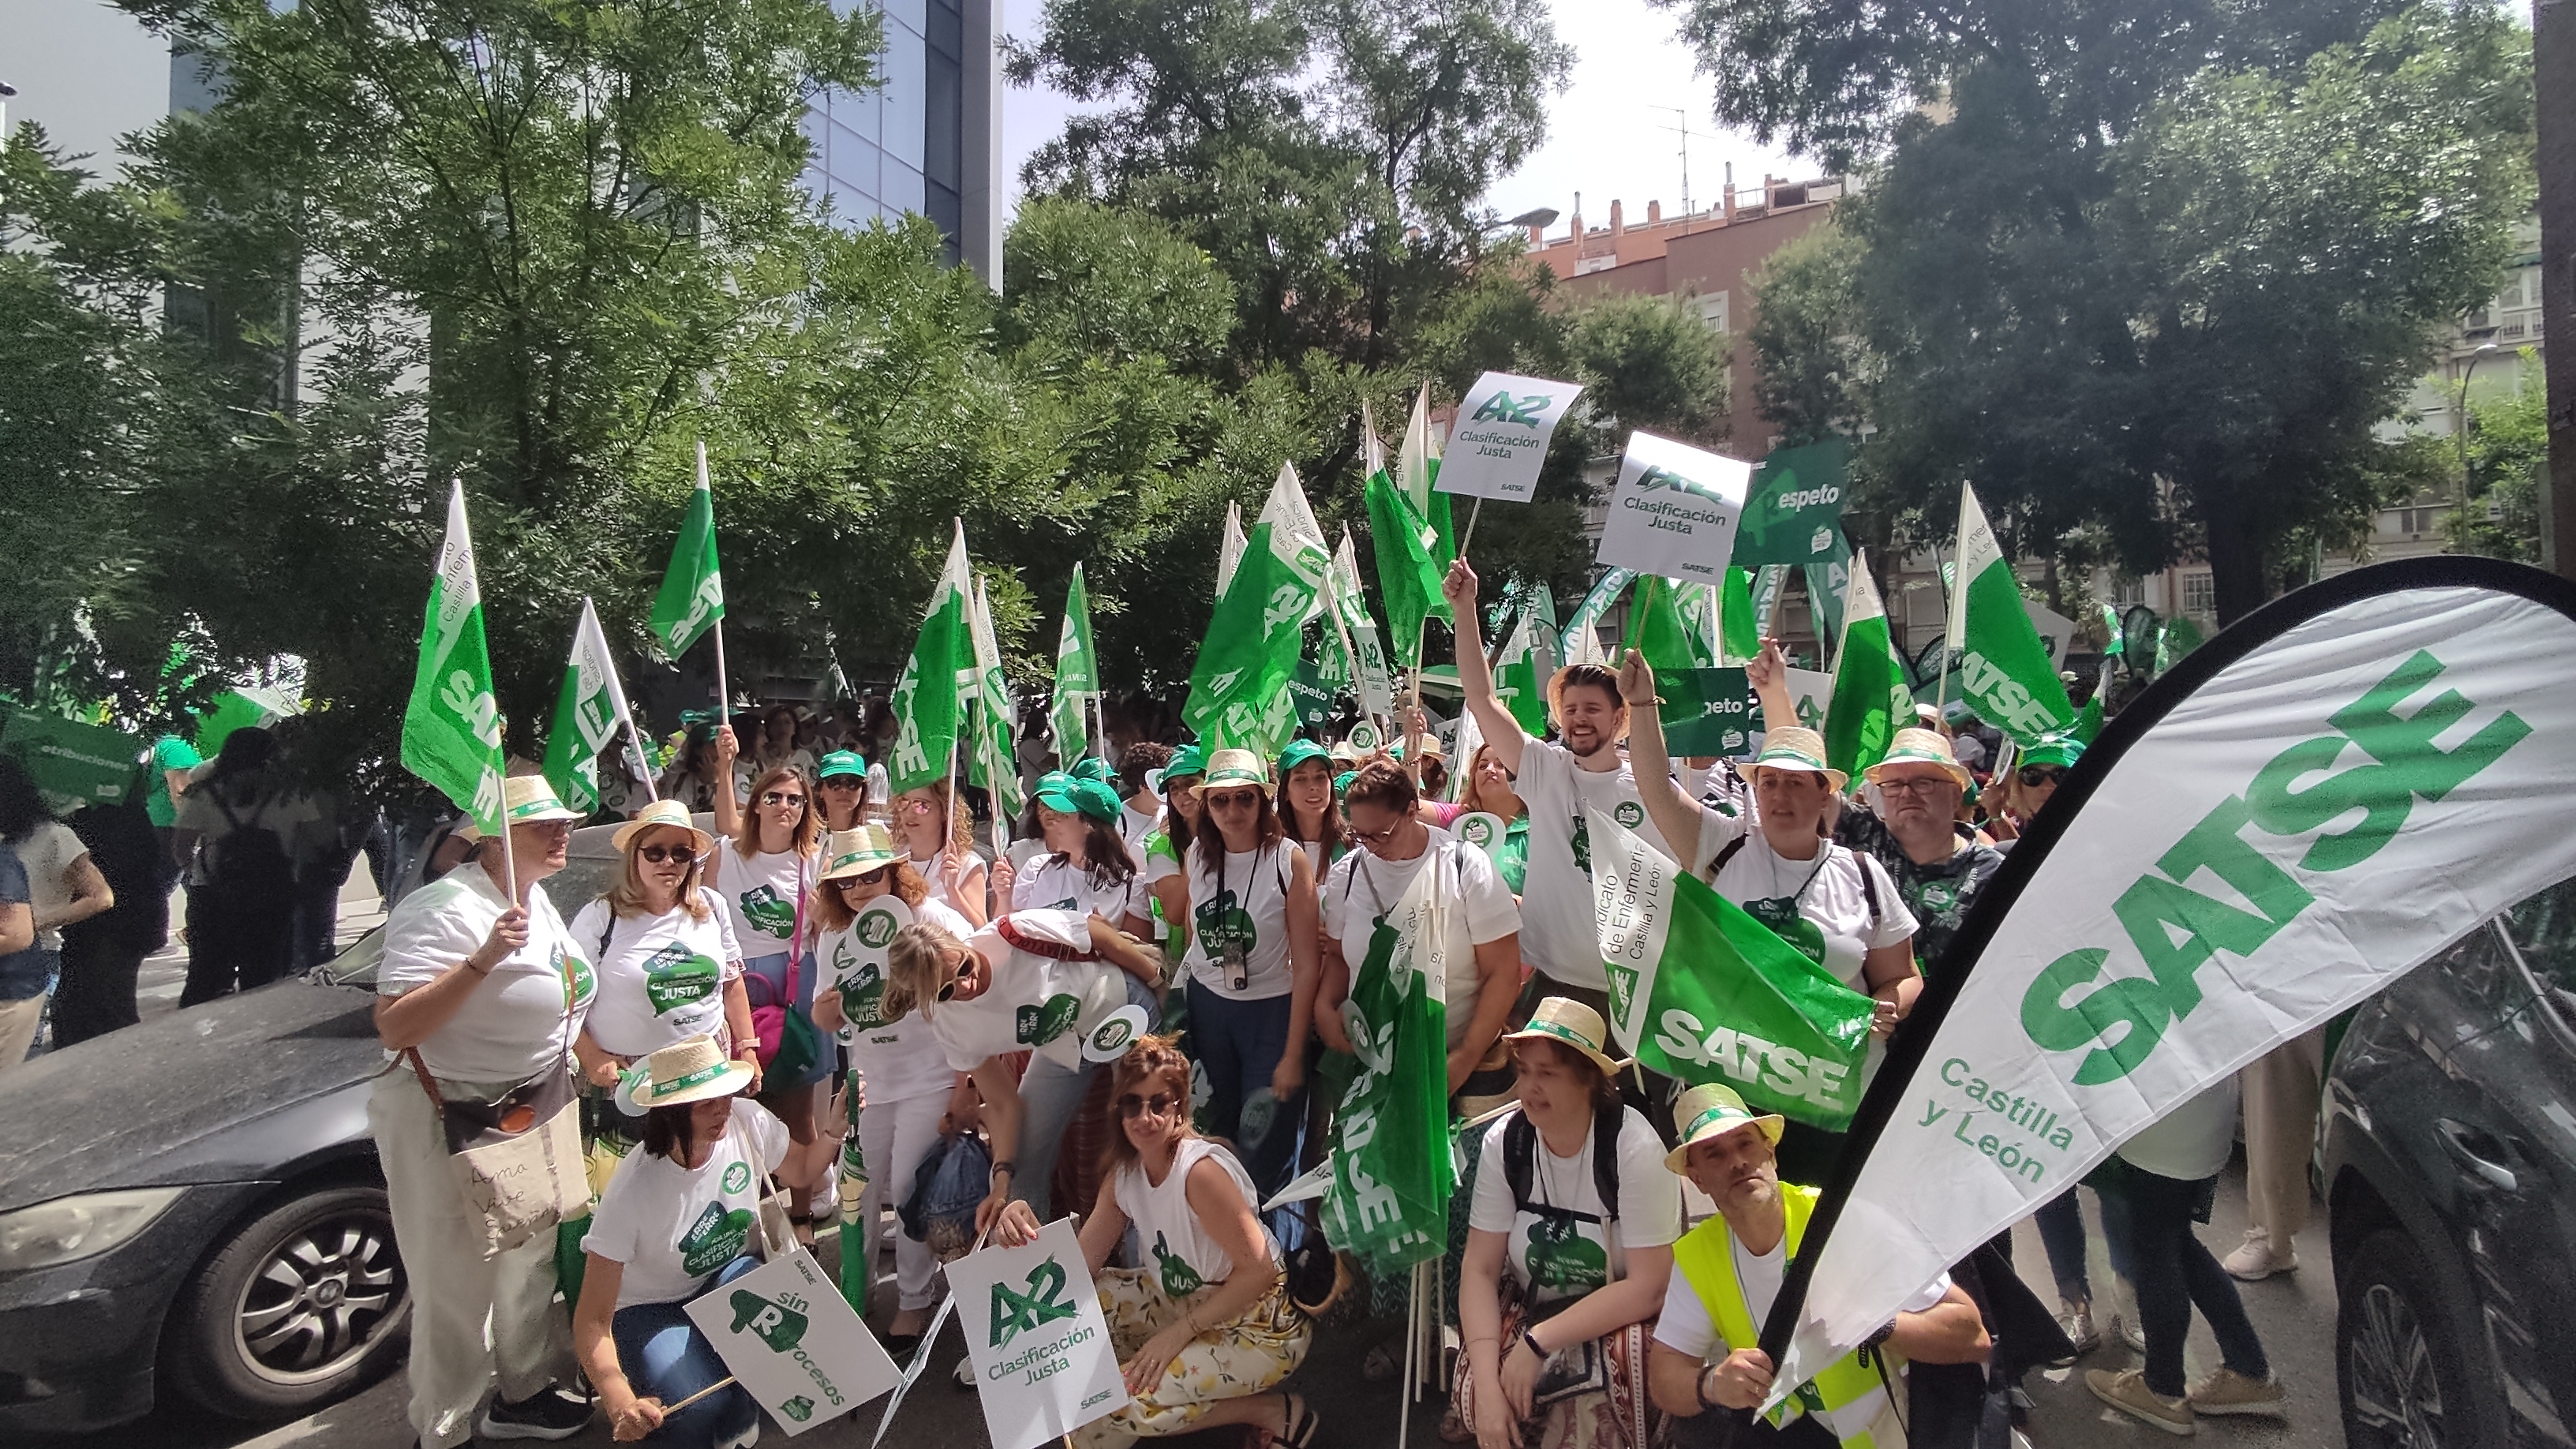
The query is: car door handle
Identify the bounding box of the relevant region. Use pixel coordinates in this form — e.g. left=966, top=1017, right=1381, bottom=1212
left=2436, top=1118, right=2519, bottom=1192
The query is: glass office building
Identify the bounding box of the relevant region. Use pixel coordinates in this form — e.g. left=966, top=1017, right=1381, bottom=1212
left=803, top=0, right=1002, bottom=282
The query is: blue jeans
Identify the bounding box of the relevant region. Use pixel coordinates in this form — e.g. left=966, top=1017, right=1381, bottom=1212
left=2034, top=1186, right=2131, bottom=1304
left=2102, top=1166, right=2269, bottom=1398
left=1011, top=972, right=1162, bottom=1219
left=1185, top=980, right=1303, bottom=1244
left=611, top=1256, right=762, bottom=1446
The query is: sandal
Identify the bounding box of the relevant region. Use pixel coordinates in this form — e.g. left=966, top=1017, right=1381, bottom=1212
left=1272, top=1394, right=1320, bottom=1449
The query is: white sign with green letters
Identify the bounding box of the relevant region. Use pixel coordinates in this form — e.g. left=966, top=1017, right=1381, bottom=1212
left=1435, top=370, right=1584, bottom=503
left=686, top=1247, right=900, bottom=1434
left=949, top=1217, right=1129, bottom=1449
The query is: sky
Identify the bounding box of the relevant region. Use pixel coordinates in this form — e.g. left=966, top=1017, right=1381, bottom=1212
left=994, top=0, right=1810, bottom=235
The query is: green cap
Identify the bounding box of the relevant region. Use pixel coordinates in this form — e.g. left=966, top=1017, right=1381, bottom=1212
left=2020, top=732, right=2086, bottom=770
left=1161, top=743, right=1208, bottom=788
left=1035, top=771, right=1123, bottom=822
left=817, top=750, right=868, bottom=781
left=1069, top=756, right=1117, bottom=788
left=1278, top=739, right=1331, bottom=775
left=1332, top=769, right=1357, bottom=795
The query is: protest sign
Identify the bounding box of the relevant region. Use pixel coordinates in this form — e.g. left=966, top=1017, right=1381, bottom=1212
left=0, top=710, right=142, bottom=814
left=1596, top=433, right=1751, bottom=585
left=1435, top=372, right=1582, bottom=503
left=1453, top=811, right=1508, bottom=863
left=1659, top=668, right=1758, bottom=758
left=949, top=1219, right=1129, bottom=1449
left=686, top=1249, right=900, bottom=1434
left=1731, top=440, right=1852, bottom=567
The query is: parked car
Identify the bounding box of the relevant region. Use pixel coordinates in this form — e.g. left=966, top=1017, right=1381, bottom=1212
left=0, top=822, right=634, bottom=1434
left=2323, top=871, right=2576, bottom=1449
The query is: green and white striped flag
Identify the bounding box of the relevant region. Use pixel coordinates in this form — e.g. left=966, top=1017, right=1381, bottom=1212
left=1217, top=501, right=1248, bottom=593
left=1317, top=842, right=1457, bottom=1277
left=1184, top=463, right=1328, bottom=758
left=1559, top=567, right=1635, bottom=668
left=1823, top=550, right=1912, bottom=780
left=966, top=576, right=1024, bottom=819
left=1364, top=404, right=1451, bottom=672
left=1947, top=483, right=2075, bottom=744
left=1492, top=579, right=1559, bottom=738
left=1327, top=528, right=1398, bottom=723
left=541, top=597, right=636, bottom=815
left=402, top=481, right=508, bottom=835
left=1050, top=564, right=1099, bottom=765
left=2095, top=601, right=2125, bottom=698
left=887, top=521, right=972, bottom=796
left=1398, top=384, right=1458, bottom=573
left=650, top=442, right=725, bottom=661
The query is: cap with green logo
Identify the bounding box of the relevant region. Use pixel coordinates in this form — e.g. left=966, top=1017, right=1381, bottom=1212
left=818, top=750, right=868, bottom=781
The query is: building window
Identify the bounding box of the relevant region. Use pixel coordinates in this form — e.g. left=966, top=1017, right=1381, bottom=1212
left=1697, top=290, right=1729, bottom=334
left=2181, top=570, right=2215, bottom=619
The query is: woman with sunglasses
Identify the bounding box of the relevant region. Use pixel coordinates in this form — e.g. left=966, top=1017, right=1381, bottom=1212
left=991, top=771, right=1151, bottom=935
left=891, top=778, right=989, bottom=928
left=1166, top=750, right=1320, bottom=1206
left=808, top=825, right=971, bottom=1353
left=705, top=760, right=833, bottom=1231
left=814, top=750, right=873, bottom=832
left=881, top=908, right=1166, bottom=1225
left=1275, top=739, right=1348, bottom=879
left=567, top=801, right=758, bottom=1099
left=989, top=1035, right=1317, bottom=1449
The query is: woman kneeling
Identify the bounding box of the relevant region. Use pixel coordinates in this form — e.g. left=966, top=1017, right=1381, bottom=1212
left=1455, top=999, right=1681, bottom=1449
left=991, top=1035, right=1317, bottom=1449
left=575, top=1037, right=786, bottom=1447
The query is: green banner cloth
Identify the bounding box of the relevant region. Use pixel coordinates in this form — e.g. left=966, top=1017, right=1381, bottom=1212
left=541, top=597, right=635, bottom=815
left=1731, top=440, right=1852, bottom=567
left=1318, top=869, right=1457, bottom=1277
left=966, top=577, right=1024, bottom=818
left=650, top=444, right=726, bottom=661
left=887, top=522, right=972, bottom=796
left=1660, top=668, right=1760, bottom=758
left=1050, top=564, right=1099, bottom=764
left=1945, top=484, right=2075, bottom=745
left=1185, top=464, right=1328, bottom=757
left=402, top=481, right=509, bottom=834
left=0, top=710, right=144, bottom=814
left=1822, top=551, right=1911, bottom=780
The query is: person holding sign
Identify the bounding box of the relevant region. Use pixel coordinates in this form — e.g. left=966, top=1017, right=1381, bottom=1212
left=807, top=824, right=974, bottom=1350
left=881, top=908, right=1166, bottom=1222
left=1455, top=743, right=1530, bottom=895
left=575, top=1035, right=786, bottom=1447
left=569, top=801, right=758, bottom=1094
left=988, top=1035, right=1317, bottom=1449
left=1647, top=1084, right=1987, bottom=1447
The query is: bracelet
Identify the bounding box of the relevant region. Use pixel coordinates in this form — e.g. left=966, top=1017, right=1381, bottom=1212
left=990, top=1159, right=1016, bottom=1179
left=1863, top=1321, right=1896, bottom=1351
left=1695, top=1361, right=1720, bottom=1410
left=1521, top=1327, right=1546, bottom=1360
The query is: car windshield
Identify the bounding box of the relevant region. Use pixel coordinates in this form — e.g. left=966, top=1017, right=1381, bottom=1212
left=2499, top=873, right=2576, bottom=1027
left=321, top=821, right=637, bottom=988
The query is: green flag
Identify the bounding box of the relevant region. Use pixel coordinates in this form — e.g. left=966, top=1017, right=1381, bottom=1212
left=1559, top=567, right=1634, bottom=668
left=1492, top=580, right=1559, bottom=738
left=650, top=442, right=725, bottom=661
left=1823, top=550, right=1911, bottom=779
left=1327, top=529, right=1398, bottom=722
left=1720, top=567, right=1759, bottom=661
left=1185, top=463, right=1328, bottom=757
left=402, top=481, right=508, bottom=835
left=1803, top=541, right=1853, bottom=648
left=886, top=521, right=972, bottom=796
left=2153, top=614, right=2203, bottom=677
left=1593, top=810, right=1877, bottom=1129
left=1398, top=384, right=1458, bottom=574
left=541, top=597, right=635, bottom=815
left=1050, top=564, right=1099, bottom=764
left=1634, top=576, right=1717, bottom=673
left=1318, top=856, right=1457, bottom=1276
left=1945, top=484, right=2076, bottom=745
left=1365, top=472, right=1449, bottom=672
left=966, top=577, right=1024, bottom=819
left=1731, top=438, right=1853, bottom=567
left=1750, top=565, right=1788, bottom=638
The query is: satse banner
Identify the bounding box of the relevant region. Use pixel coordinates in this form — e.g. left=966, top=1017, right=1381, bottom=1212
left=686, top=1249, right=900, bottom=1434
left=1757, top=558, right=2576, bottom=1410
left=949, top=1218, right=1129, bottom=1449
left=1596, top=433, right=1751, bottom=584
left=1436, top=371, right=1583, bottom=503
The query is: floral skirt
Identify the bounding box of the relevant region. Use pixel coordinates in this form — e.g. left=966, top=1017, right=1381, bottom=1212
left=1071, top=1267, right=1313, bottom=1449
left=1446, top=1280, right=1664, bottom=1449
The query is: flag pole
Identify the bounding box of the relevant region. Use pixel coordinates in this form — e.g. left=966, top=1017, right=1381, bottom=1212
left=713, top=620, right=732, bottom=730
left=625, top=716, right=661, bottom=804
left=1456, top=496, right=1485, bottom=555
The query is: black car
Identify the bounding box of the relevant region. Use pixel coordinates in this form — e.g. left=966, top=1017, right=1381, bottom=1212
left=2323, top=871, right=2576, bottom=1449
left=0, top=826, right=629, bottom=1434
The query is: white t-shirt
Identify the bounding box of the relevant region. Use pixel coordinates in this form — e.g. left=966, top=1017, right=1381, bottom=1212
left=1654, top=1230, right=1949, bottom=1359
left=9, top=821, right=88, bottom=952
left=583, top=1099, right=790, bottom=1309
left=910, top=848, right=985, bottom=919
left=379, top=869, right=595, bottom=1082
left=1701, top=829, right=1917, bottom=992
left=1469, top=1106, right=1683, bottom=1305
left=1511, top=742, right=1715, bottom=990
left=1180, top=844, right=1298, bottom=1001
left=1011, top=854, right=1147, bottom=926
left=710, top=846, right=812, bottom=960
left=1321, top=828, right=1519, bottom=1049
left=2117, top=1080, right=2241, bottom=1182
left=1120, top=802, right=1162, bottom=867
left=1114, top=1138, right=1275, bottom=1300
left=924, top=911, right=1133, bottom=1072
left=818, top=893, right=971, bottom=1103
left=567, top=890, right=745, bottom=1059
left=174, top=780, right=323, bottom=893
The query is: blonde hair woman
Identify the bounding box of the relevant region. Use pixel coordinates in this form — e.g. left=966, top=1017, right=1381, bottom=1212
left=891, top=777, right=988, bottom=927
left=568, top=801, right=757, bottom=1095
left=702, top=759, right=830, bottom=1228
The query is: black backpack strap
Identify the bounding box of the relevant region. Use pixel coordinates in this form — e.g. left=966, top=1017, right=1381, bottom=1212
left=1593, top=1098, right=1624, bottom=1222
left=1852, top=847, right=1881, bottom=930
left=1708, top=835, right=1748, bottom=879
left=1503, top=1106, right=1537, bottom=1216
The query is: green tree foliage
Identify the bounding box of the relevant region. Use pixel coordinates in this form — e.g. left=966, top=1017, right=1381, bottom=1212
left=2451, top=358, right=2547, bottom=562
left=1567, top=292, right=1731, bottom=444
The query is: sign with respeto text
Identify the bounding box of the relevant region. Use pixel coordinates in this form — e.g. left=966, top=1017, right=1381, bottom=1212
left=1434, top=372, right=1584, bottom=503
left=687, top=1248, right=900, bottom=1434
left=1596, top=432, right=1752, bottom=584
left=949, top=1219, right=1129, bottom=1449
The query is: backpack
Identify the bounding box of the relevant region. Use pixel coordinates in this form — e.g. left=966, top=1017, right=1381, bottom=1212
left=206, top=788, right=296, bottom=903
left=1706, top=836, right=1881, bottom=927
left=1500, top=1097, right=1629, bottom=1223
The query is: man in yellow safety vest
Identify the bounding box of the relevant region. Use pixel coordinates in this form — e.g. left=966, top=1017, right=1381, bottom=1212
left=1647, top=1084, right=1990, bottom=1446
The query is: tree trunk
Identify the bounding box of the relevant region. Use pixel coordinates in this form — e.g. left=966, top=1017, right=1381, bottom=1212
left=2197, top=497, right=2271, bottom=627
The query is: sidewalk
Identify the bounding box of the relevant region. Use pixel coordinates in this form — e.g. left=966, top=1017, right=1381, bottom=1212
left=133, top=869, right=391, bottom=1028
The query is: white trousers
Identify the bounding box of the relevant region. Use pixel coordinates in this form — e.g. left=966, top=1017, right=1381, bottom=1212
left=369, top=1069, right=577, bottom=1449
left=2238, top=1027, right=2327, bottom=1249
left=857, top=1090, right=951, bottom=1311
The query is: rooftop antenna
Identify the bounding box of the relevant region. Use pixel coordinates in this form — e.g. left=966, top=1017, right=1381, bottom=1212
left=1651, top=105, right=1697, bottom=227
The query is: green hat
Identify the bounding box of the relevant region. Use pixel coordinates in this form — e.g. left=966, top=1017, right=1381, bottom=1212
left=820, top=824, right=904, bottom=881
left=817, top=750, right=868, bottom=781
left=1748, top=725, right=1848, bottom=792
left=1278, top=739, right=1332, bottom=776
left=1161, top=743, right=1208, bottom=788
left=1863, top=728, right=1971, bottom=790
left=1663, top=1082, right=1786, bottom=1174
left=1193, top=748, right=1275, bottom=798
left=1332, top=769, right=1357, bottom=795
left=2020, top=732, right=2086, bottom=770
left=1035, top=771, right=1123, bottom=822
left=1069, top=756, right=1117, bottom=788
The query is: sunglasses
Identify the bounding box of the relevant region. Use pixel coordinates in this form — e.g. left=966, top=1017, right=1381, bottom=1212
left=760, top=791, right=807, bottom=808
left=635, top=844, right=696, bottom=864
left=837, top=866, right=893, bottom=887
left=2017, top=766, right=2066, bottom=788
left=1205, top=791, right=1262, bottom=811
left=1117, top=1091, right=1181, bottom=1121
left=820, top=777, right=863, bottom=791
left=933, top=952, right=975, bottom=1002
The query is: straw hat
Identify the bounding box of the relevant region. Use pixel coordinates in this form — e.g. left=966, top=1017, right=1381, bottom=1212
left=458, top=777, right=586, bottom=841
left=1662, top=1082, right=1786, bottom=1174
left=1192, top=748, right=1275, bottom=799
left=611, top=798, right=716, bottom=856
left=615, top=1035, right=754, bottom=1115
left=1747, top=726, right=1848, bottom=792
left=1863, top=728, right=1972, bottom=790
left=1502, top=997, right=1623, bottom=1081
left=821, top=824, right=904, bottom=882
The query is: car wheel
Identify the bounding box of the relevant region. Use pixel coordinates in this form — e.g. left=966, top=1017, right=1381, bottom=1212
left=2339, top=1226, right=2472, bottom=1449
left=163, top=1182, right=412, bottom=1420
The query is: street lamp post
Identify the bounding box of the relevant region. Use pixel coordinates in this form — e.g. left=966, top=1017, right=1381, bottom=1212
left=2454, top=340, right=2503, bottom=552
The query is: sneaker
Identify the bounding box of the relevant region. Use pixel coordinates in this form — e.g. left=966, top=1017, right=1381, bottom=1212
left=477, top=1384, right=595, bottom=1441
left=2222, top=1232, right=2297, bottom=1281
left=2115, top=1312, right=2147, bottom=1354
left=956, top=1356, right=978, bottom=1390
left=2054, top=1297, right=2100, bottom=1364
left=717, top=1425, right=762, bottom=1449
left=2188, top=1367, right=2287, bottom=1417
left=2087, top=1368, right=2196, bottom=1436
